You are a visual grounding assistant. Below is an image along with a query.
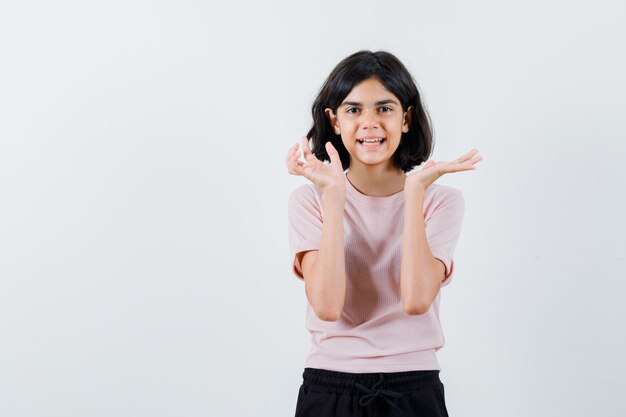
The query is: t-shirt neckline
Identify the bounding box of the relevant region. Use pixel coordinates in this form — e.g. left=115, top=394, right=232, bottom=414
left=344, top=171, right=405, bottom=207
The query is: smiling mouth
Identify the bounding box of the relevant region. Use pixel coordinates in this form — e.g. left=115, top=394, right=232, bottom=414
left=356, top=138, right=386, bottom=145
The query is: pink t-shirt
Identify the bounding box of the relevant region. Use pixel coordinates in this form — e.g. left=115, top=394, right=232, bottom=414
left=287, top=171, right=465, bottom=373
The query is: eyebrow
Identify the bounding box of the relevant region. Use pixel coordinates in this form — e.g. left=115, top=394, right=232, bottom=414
left=339, top=99, right=399, bottom=107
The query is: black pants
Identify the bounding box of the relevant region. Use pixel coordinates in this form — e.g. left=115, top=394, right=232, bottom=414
left=294, top=367, right=449, bottom=417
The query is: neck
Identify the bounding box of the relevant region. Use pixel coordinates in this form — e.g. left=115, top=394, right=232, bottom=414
left=346, top=164, right=406, bottom=197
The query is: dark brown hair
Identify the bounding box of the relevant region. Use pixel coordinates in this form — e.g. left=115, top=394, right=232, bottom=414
left=307, top=50, right=434, bottom=172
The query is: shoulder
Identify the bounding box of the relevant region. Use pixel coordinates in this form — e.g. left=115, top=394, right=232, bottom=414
left=288, top=183, right=323, bottom=212
left=426, top=183, right=464, bottom=204
left=289, top=183, right=322, bottom=202
left=423, top=183, right=465, bottom=221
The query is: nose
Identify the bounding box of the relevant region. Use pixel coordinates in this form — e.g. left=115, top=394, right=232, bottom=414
left=359, top=108, right=381, bottom=130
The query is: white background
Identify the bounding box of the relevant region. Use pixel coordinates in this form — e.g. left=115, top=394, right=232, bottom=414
left=1, top=1, right=624, bottom=416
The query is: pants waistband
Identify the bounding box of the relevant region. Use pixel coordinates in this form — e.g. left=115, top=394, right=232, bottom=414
left=302, top=367, right=442, bottom=395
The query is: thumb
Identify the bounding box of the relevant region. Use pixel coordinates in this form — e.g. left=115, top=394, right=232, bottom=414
left=326, top=141, right=341, bottom=166
left=423, top=160, right=439, bottom=176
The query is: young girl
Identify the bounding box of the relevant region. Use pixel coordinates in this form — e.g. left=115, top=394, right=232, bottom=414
left=285, top=50, right=482, bottom=417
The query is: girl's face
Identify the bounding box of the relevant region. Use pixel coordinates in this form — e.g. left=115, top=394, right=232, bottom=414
left=325, top=77, right=413, bottom=171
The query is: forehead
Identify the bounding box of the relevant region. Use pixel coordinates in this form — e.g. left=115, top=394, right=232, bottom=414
left=342, top=78, right=399, bottom=104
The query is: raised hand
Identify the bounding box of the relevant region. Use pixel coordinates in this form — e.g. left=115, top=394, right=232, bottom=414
left=405, top=148, right=483, bottom=192
left=285, top=136, right=346, bottom=196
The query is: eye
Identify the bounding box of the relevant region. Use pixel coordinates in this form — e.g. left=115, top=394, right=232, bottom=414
left=379, top=106, right=392, bottom=112
left=346, top=108, right=360, bottom=114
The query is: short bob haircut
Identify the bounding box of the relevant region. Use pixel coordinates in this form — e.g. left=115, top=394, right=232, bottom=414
left=307, top=50, right=434, bottom=173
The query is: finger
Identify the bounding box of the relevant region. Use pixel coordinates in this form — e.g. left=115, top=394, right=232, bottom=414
left=285, top=144, right=300, bottom=165
left=455, top=151, right=476, bottom=164
left=287, top=152, right=304, bottom=170
left=455, top=148, right=479, bottom=164
left=286, top=156, right=305, bottom=176
left=285, top=143, right=299, bottom=163
left=326, top=141, right=341, bottom=167
left=286, top=143, right=306, bottom=174
left=463, top=152, right=482, bottom=167
left=290, top=145, right=302, bottom=161
left=301, top=136, right=317, bottom=163
left=450, top=158, right=481, bottom=172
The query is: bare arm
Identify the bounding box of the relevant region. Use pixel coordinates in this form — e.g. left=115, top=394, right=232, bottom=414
left=285, top=137, right=348, bottom=322
left=400, top=149, right=481, bottom=314
left=299, top=191, right=346, bottom=322
left=400, top=187, right=446, bottom=315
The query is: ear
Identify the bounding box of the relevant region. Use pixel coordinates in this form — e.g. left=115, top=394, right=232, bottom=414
left=324, top=108, right=341, bottom=135
left=402, top=105, right=414, bottom=133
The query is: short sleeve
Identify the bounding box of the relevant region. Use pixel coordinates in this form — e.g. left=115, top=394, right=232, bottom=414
left=287, top=185, right=323, bottom=281
left=424, top=188, right=465, bottom=287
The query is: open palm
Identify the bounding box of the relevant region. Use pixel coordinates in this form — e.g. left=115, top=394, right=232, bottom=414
left=405, top=148, right=483, bottom=191
left=285, top=136, right=346, bottom=194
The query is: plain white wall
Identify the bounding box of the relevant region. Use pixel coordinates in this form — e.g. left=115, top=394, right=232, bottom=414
left=1, top=1, right=624, bottom=416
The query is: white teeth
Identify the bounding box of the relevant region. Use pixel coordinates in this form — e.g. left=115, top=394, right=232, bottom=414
left=358, top=138, right=385, bottom=144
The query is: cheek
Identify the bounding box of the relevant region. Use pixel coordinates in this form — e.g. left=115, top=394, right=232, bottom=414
left=339, top=126, right=357, bottom=142
left=385, top=118, right=403, bottom=130
left=342, top=124, right=357, bottom=135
